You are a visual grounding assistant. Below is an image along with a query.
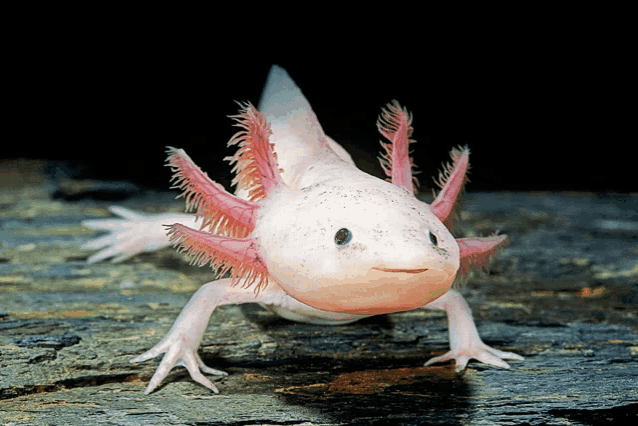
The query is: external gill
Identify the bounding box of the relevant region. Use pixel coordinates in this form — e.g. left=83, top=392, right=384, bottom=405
left=226, top=102, right=286, bottom=202
left=455, top=234, right=508, bottom=284
left=167, top=224, right=269, bottom=292
left=430, top=146, right=470, bottom=233
left=167, top=147, right=258, bottom=238
left=165, top=103, right=286, bottom=292
left=377, top=100, right=420, bottom=194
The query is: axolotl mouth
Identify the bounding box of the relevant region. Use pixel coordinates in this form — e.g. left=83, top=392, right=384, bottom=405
left=372, top=268, right=429, bottom=274
left=293, top=266, right=450, bottom=315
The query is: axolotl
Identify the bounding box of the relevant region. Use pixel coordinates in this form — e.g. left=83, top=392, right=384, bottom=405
left=82, top=65, right=524, bottom=394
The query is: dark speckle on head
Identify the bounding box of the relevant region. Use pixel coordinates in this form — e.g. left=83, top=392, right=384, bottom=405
left=435, top=246, right=449, bottom=257
left=339, top=242, right=367, bottom=259
left=349, top=242, right=366, bottom=251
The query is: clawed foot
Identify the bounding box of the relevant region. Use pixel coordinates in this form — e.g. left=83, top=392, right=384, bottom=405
left=424, top=340, right=524, bottom=372
left=131, top=338, right=228, bottom=394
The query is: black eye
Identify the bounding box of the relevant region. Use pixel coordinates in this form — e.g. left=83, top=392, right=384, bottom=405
left=335, top=228, right=352, bottom=245
left=429, top=230, right=438, bottom=246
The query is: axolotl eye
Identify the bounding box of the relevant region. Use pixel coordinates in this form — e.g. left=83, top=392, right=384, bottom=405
left=334, top=228, right=352, bottom=245
left=429, top=229, right=438, bottom=246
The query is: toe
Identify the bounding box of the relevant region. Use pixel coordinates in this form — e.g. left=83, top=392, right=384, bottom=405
left=200, top=365, right=228, bottom=376
left=424, top=352, right=454, bottom=366
left=190, top=370, right=220, bottom=393
left=476, top=351, right=511, bottom=369
left=112, top=251, right=135, bottom=263
left=143, top=350, right=180, bottom=394
left=194, top=352, right=228, bottom=376
left=500, top=351, right=525, bottom=361
left=86, top=246, right=122, bottom=263
left=109, top=206, right=146, bottom=220
left=182, top=351, right=221, bottom=393
left=131, top=345, right=165, bottom=364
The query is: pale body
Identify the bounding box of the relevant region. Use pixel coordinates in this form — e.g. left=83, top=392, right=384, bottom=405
left=83, top=66, right=523, bottom=394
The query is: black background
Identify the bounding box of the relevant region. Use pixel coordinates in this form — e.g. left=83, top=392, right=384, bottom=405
left=4, top=53, right=633, bottom=194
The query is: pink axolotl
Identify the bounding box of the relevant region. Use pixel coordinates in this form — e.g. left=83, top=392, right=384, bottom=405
left=82, top=65, right=523, bottom=394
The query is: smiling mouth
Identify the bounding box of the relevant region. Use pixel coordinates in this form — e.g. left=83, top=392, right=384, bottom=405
left=372, top=268, right=429, bottom=274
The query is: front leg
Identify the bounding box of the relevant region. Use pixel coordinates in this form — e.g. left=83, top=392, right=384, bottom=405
left=130, top=278, right=291, bottom=394
left=423, top=289, right=524, bottom=372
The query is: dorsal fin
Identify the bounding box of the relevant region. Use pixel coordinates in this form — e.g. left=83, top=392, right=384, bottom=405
left=258, top=65, right=303, bottom=116
left=257, top=65, right=334, bottom=160
left=377, top=100, right=419, bottom=194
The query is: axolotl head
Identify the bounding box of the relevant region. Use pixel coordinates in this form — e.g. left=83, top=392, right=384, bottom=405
left=254, top=173, right=460, bottom=315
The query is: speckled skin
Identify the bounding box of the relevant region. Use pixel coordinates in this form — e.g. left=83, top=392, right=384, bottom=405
left=82, top=66, right=524, bottom=394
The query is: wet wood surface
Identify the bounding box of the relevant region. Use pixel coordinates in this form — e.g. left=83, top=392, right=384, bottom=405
left=0, top=160, right=637, bottom=425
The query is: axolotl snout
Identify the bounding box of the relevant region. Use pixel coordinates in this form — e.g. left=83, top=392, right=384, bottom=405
left=82, top=65, right=523, bottom=394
